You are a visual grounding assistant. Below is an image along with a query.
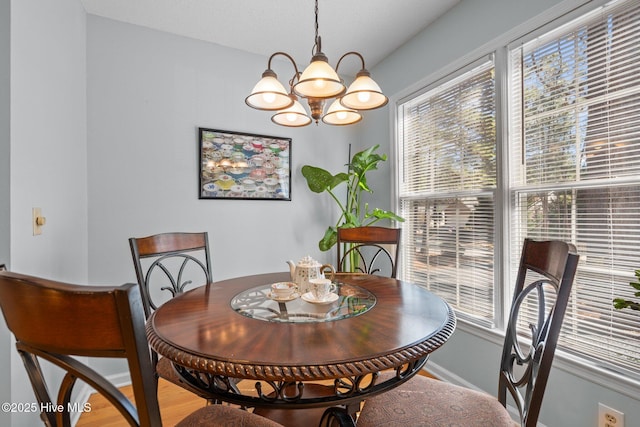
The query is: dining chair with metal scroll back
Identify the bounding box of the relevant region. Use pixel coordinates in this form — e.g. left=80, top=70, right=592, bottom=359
left=356, top=238, right=580, bottom=427
left=0, top=271, right=285, bottom=427
left=336, top=226, right=401, bottom=278
left=129, top=231, right=215, bottom=398
left=129, top=232, right=212, bottom=318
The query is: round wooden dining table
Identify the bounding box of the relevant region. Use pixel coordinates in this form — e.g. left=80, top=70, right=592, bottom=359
left=146, top=272, right=456, bottom=426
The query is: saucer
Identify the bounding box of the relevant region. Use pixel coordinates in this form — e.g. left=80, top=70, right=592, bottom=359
left=268, top=292, right=300, bottom=302
left=301, top=292, right=339, bottom=305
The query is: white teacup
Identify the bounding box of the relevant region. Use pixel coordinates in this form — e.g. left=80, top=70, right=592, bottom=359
left=249, top=155, right=265, bottom=167
left=271, top=282, right=297, bottom=299
left=264, top=178, right=278, bottom=191
left=221, top=144, right=233, bottom=157
left=242, top=178, right=256, bottom=191
left=229, top=185, right=244, bottom=196
left=231, top=152, right=245, bottom=163
left=309, top=278, right=337, bottom=302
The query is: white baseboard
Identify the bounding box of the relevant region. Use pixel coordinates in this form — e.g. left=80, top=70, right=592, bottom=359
left=423, top=361, right=482, bottom=390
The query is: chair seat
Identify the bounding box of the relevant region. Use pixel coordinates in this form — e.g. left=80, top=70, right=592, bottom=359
left=177, top=405, right=285, bottom=427
left=156, top=357, right=213, bottom=400
left=357, top=375, right=515, bottom=427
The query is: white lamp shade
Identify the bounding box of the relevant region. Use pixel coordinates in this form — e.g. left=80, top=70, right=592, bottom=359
left=294, top=59, right=346, bottom=99
left=322, top=99, right=362, bottom=126
left=272, top=99, right=312, bottom=127
left=245, top=76, right=293, bottom=110
left=340, top=74, right=388, bottom=110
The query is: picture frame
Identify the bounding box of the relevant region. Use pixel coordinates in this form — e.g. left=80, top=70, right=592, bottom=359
left=199, top=128, right=291, bottom=200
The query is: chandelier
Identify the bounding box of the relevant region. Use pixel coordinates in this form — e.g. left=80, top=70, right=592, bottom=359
left=245, top=0, right=388, bottom=127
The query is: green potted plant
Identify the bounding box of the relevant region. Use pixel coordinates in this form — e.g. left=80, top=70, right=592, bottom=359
left=301, top=144, right=404, bottom=251
left=613, top=269, right=640, bottom=311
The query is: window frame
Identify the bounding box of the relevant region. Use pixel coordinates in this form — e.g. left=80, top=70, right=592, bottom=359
left=391, top=0, right=640, bottom=398
left=396, top=55, right=501, bottom=328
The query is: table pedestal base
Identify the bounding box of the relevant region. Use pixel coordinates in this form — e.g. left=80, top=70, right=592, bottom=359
left=253, top=383, right=357, bottom=427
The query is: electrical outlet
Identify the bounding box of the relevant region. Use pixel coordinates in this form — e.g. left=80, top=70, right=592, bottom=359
left=599, top=403, right=624, bottom=427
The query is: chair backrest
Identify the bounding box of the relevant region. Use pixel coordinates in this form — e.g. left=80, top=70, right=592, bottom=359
left=336, top=226, right=401, bottom=278
left=129, top=232, right=212, bottom=317
left=498, top=239, right=579, bottom=427
left=0, top=271, right=162, bottom=427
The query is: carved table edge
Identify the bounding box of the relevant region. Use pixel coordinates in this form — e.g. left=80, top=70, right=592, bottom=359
left=146, top=305, right=456, bottom=382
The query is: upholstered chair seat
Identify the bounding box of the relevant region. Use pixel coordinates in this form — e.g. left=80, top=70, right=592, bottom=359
left=357, top=376, right=515, bottom=427
left=177, top=405, right=284, bottom=427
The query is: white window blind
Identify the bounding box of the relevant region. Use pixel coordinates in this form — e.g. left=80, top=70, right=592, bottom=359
left=510, top=0, right=640, bottom=377
left=398, top=59, right=497, bottom=326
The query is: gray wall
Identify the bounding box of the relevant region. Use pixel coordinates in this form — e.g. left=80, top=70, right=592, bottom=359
left=0, top=0, right=8, bottom=268
left=10, top=0, right=88, bottom=281
left=7, top=0, right=88, bottom=425
left=0, top=0, right=11, bottom=424
left=86, top=14, right=358, bottom=286
left=366, top=0, right=640, bottom=426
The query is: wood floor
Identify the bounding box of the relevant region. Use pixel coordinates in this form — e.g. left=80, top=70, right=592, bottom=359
left=76, top=379, right=208, bottom=426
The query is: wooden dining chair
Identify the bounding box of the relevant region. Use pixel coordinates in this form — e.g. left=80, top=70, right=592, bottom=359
left=129, top=232, right=212, bottom=317
left=129, top=231, right=216, bottom=399
left=356, top=239, right=579, bottom=427
left=0, top=271, right=284, bottom=427
left=336, top=226, right=401, bottom=278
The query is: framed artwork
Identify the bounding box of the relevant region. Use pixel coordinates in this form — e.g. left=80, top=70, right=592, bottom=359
left=199, top=128, right=291, bottom=200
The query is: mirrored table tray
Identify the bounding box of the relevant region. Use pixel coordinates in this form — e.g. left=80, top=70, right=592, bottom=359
left=230, top=281, right=376, bottom=323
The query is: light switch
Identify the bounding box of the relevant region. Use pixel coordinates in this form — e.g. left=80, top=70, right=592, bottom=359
left=32, top=208, right=46, bottom=235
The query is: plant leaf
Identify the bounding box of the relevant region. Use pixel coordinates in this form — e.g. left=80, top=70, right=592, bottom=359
left=331, top=172, right=350, bottom=189
left=350, top=144, right=386, bottom=176
left=319, top=227, right=338, bottom=251
left=613, top=298, right=628, bottom=309
left=358, top=175, right=372, bottom=194
left=343, top=212, right=361, bottom=227
left=301, top=165, right=348, bottom=193
left=366, top=208, right=405, bottom=223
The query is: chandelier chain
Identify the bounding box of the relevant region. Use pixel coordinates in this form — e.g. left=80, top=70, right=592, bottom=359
left=315, top=0, right=319, bottom=40
left=313, top=0, right=320, bottom=53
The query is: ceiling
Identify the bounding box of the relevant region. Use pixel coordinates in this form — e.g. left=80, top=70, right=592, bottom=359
left=79, top=0, right=460, bottom=75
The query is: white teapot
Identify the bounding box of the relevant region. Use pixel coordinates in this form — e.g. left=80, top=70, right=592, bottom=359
left=286, top=256, right=335, bottom=294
